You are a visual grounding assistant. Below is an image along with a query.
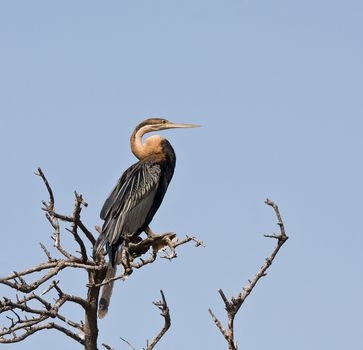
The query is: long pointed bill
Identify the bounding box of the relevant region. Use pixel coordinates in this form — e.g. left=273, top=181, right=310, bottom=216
left=165, top=122, right=201, bottom=129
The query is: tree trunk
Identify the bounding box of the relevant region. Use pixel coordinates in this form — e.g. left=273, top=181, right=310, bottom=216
left=84, top=271, right=101, bottom=350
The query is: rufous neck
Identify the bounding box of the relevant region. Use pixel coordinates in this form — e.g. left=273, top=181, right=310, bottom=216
left=131, top=127, right=163, bottom=160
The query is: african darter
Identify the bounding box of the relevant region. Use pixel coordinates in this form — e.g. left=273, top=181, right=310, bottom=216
left=94, top=118, right=199, bottom=318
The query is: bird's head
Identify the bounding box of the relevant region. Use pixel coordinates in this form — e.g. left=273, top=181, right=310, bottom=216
left=131, top=118, right=200, bottom=160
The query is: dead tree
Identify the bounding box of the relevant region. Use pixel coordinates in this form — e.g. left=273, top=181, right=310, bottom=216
left=0, top=168, right=202, bottom=350
left=0, top=169, right=288, bottom=350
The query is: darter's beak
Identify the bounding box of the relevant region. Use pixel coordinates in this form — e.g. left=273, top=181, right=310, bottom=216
left=164, top=122, right=201, bottom=129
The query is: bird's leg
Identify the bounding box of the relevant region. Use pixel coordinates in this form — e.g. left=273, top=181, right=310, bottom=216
left=144, top=226, right=177, bottom=256
left=145, top=226, right=158, bottom=238
left=121, top=237, right=133, bottom=276
left=145, top=226, right=168, bottom=253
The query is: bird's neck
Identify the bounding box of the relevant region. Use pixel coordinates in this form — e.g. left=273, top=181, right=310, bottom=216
left=131, top=128, right=164, bottom=160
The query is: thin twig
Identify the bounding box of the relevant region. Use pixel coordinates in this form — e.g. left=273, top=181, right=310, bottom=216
left=79, top=221, right=96, bottom=245
left=208, top=308, right=228, bottom=341
left=173, top=235, right=205, bottom=248
left=36, top=168, right=54, bottom=210
left=120, top=337, right=137, bottom=350
left=67, top=192, right=88, bottom=261
left=39, top=243, right=54, bottom=262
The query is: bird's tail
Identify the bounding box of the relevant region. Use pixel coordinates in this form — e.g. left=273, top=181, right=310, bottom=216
left=94, top=229, right=108, bottom=259
left=98, top=264, right=117, bottom=319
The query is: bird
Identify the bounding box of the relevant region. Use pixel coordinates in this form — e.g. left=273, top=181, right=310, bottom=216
left=94, top=118, right=199, bottom=318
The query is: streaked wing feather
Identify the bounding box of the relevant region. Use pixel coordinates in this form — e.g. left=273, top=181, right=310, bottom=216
left=111, top=161, right=161, bottom=218
left=101, top=160, right=162, bottom=244
left=100, top=164, right=138, bottom=220
left=108, top=186, right=158, bottom=245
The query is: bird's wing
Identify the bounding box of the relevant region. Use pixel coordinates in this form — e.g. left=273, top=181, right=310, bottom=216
left=100, top=163, right=137, bottom=220
left=100, top=160, right=162, bottom=244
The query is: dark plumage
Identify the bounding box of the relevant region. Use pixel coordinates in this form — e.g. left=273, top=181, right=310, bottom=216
left=95, top=140, right=176, bottom=266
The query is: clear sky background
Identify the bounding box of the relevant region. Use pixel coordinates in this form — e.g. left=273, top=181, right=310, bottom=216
left=1, top=1, right=362, bottom=349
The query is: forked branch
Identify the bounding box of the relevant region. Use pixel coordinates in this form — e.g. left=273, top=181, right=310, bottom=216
left=209, top=199, right=288, bottom=350
left=119, top=290, right=171, bottom=350
left=147, top=290, right=171, bottom=350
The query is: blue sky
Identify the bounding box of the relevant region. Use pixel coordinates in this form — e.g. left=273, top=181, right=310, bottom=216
left=1, top=1, right=363, bottom=349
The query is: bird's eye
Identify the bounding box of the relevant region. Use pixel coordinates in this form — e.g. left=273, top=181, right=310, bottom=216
left=161, top=119, right=167, bottom=124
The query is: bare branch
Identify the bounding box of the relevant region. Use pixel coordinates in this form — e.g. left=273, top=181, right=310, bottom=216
left=50, top=212, right=96, bottom=245
left=0, top=288, right=85, bottom=344
left=92, top=232, right=203, bottom=288
left=265, top=198, right=287, bottom=237
left=36, top=168, right=54, bottom=210
left=209, top=199, right=288, bottom=350
left=66, top=192, right=89, bottom=261
left=173, top=235, right=205, bottom=248
left=131, top=250, right=158, bottom=270
left=146, top=290, right=171, bottom=350
left=39, top=243, right=54, bottom=262
left=0, top=259, right=101, bottom=294
left=218, top=289, right=230, bottom=308
left=208, top=308, right=228, bottom=341
left=45, top=211, right=75, bottom=260
left=51, top=281, right=88, bottom=309
left=0, top=321, right=85, bottom=345
left=117, top=291, right=171, bottom=350
left=38, top=168, right=95, bottom=257
left=0, top=262, right=66, bottom=293
left=79, top=221, right=96, bottom=246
